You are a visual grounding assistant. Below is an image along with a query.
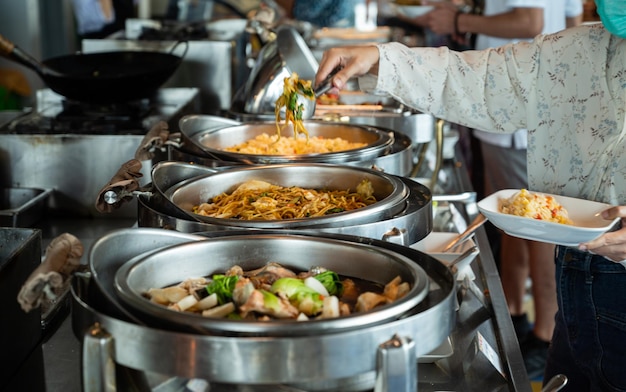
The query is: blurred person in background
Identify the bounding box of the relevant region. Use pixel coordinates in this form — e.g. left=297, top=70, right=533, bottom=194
left=72, top=0, right=136, bottom=39
left=418, top=0, right=582, bottom=379
left=273, top=0, right=357, bottom=28
left=392, top=0, right=477, bottom=48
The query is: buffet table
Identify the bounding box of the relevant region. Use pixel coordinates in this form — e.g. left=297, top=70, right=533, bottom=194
left=26, top=149, right=532, bottom=392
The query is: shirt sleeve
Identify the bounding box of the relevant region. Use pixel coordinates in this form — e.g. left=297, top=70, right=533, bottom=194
left=359, top=40, right=543, bottom=134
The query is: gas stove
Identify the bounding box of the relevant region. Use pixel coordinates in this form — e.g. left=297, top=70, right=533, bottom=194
left=3, top=88, right=199, bottom=135
left=0, top=87, right=200, bottom=218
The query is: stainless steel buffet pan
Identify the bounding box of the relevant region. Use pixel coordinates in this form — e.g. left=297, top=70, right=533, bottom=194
left=87, top=228, right=206, bottom=323
left=165, top=163, right=410, bottom=228
left=114, top=233, right=430, bottom=336
left=138, top=163, right=433, bottom=245
left=170, top=126, right=414, bottom=177
left=73, top=229, right=457, bottom=390
left=177, top=115, right=395, bottom=164
left=149, top=160, right=221, bottom=220
left=0, top=187, right=52, bottom=227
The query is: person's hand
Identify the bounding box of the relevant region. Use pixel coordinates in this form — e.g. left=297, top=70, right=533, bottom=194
left=423, top=1, right=459, bottom=36
left=411, top=13, right=429, bottom=28
left=579, top=206, right=626, bottom=262
left=315, top=46, right=380, bottom=92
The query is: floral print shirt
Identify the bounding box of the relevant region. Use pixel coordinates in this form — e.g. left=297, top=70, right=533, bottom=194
left=359, top=23, right=626, bottom=205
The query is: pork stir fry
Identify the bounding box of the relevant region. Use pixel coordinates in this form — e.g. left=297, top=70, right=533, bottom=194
left=144, top=262, right=411, bottom=321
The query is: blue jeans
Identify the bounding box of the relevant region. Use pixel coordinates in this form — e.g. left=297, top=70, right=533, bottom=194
left=544, top=246, right=626, bottom=391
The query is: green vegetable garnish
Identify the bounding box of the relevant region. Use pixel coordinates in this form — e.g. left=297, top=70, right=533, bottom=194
left=259, top=289, right=282, bottom=313
left=314, top=270, right=344, bottom=296
left=205, top=275, right=239, bottom=305
left=296, top=81, right=314, bottom=97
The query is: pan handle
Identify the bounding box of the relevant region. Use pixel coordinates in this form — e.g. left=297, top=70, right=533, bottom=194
left=0, top=34, right=59, bottom=77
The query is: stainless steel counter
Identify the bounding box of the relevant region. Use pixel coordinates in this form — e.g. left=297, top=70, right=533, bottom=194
left=25, top=154, right=530, bottom=392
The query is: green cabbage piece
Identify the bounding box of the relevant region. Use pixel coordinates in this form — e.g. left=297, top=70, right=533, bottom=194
left=314, top=270, right=344, bottom=296
left=271, top=277, right=324, bottom=315
left=204, top=275, right=239, bottom=305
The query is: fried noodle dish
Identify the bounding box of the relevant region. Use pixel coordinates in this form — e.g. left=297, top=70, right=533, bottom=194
left=192, top=179, right=377, bottom=220
left=224, top=132, right=366, bottom=155
left=144, top=262, right=411, bottom=321
left=500, top=189, right=573, bottom=224
left=275, top=72, right=314, bottom=140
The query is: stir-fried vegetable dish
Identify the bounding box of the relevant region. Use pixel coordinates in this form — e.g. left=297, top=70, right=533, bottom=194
left=275, top=72, right=314, bottom=140
left=144, top=262, right=411, bottom=321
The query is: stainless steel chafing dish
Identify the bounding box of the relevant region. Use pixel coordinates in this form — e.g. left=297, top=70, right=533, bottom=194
left=171, top=114, right=415, bottom=177
left=113, top=234, right=431, bottom=336
left=165, top=163, right=408, bottom=228
left=137, top=161, right=433, bottom=245
left=74, top=228, right=457, bottom=391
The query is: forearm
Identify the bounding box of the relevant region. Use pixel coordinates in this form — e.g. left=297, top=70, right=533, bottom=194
left=366, top=42, right=534, bottom=132
left=457, top=8, right=544, bottom=39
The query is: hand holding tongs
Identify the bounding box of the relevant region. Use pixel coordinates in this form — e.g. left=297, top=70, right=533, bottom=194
left=301, top=66, right=343, bottom=119
left=314, top=65, right=343, bottom=97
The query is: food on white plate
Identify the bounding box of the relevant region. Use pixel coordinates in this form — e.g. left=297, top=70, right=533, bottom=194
left=223, top=132, right=366, bottom=155
left=144, top=262, right=410, bottom=321
left=500, top=188, right=573, bottom=225
left=192, top=178, right=377, bottom=220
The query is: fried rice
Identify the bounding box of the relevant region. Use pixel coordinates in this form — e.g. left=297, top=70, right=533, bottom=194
left=500, top=189, right=573, bottom=225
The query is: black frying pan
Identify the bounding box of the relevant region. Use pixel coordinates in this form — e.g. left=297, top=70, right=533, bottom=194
left=0, top=34, right=187, bottom=103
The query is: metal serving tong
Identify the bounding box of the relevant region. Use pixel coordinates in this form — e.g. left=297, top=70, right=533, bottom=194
left=315, top=65, right=343, bottom=97
left=301, top=66, right=343, bottom=119
left=442, top=213, right=487, bottom=252
left=541, top=374, right=568, bottom=392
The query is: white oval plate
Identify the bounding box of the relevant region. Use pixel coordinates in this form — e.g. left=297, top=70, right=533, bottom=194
left=395, top=5, right=434, bottom=18
left=477, top=189, right=620, bottom=246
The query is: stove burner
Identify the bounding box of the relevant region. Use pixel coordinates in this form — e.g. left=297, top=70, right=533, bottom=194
left=59, top=98, right=153, bottom=122
left=56, top=99, right=152, bottom=130
left=10, top=98, right=156, bottom=135
left=2, top=88, right=200, bottom=136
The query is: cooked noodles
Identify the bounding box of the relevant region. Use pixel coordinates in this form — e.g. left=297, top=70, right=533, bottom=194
left=224, top=132, right=366, bottom=155
left=275, top=72, right=314, bottom=140
left=192, top=179, right=377, bottom=220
